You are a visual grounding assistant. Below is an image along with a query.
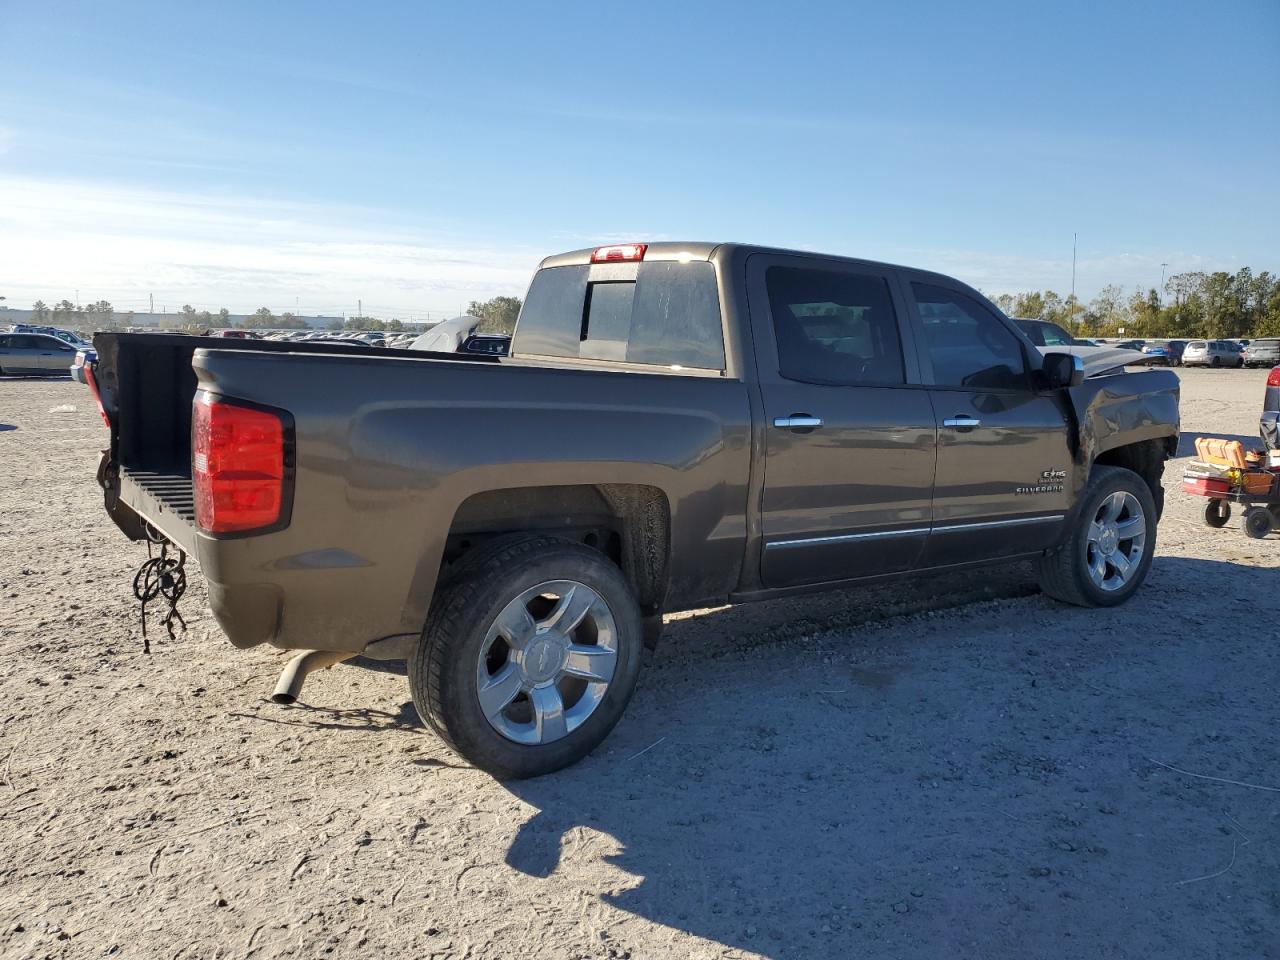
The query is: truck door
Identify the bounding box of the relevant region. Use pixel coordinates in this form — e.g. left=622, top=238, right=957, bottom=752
left=35, top=335, right=74, bottom=372
left=748, top=255, right=937, bottom=588
left=906, top=281, right=1072, bottom=566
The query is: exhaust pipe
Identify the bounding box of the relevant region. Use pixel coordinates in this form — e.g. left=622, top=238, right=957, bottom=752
left=271, top=649, right=359, bottom=704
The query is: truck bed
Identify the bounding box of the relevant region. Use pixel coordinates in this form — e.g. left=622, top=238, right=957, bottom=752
left=94, top=332, right=497, bottom=546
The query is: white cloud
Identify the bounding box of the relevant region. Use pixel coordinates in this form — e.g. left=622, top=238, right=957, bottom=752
left=0, top=175, right=542, bottom=317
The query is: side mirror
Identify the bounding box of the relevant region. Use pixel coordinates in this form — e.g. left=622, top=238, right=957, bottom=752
left=1042, top=352, right=1085, bottom=389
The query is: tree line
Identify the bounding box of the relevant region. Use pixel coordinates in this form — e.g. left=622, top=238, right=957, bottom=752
left=21, top=295, right=526, bottom=334
left=34, top=271, right=1276, bottom=343
left=988, top=267, right=1280, bottom=340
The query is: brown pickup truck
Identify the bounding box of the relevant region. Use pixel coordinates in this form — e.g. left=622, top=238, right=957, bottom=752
left=92, top=242, right=1179, bottom=777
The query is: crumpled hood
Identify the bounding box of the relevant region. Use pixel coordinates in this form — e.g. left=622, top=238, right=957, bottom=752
left=1036, top=345, right=1158, bottom=378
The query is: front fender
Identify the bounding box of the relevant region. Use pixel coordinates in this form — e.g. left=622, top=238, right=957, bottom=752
left=1068, top=368, right=1180, bottom=471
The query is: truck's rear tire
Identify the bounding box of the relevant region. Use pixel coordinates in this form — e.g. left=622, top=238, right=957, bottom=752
left=1036, top=465, right=1157, bottom=607
left=409, top=535, right=643, bottom=779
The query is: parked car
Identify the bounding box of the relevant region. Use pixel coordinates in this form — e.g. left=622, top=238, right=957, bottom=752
left=91, top=241, right=1180, bottom=778
left=409, top=315, right=513, bottom=356
left=1012, top=318, right=1085, bottom=348
left=71, top=347, right=97, bottom=384
left=1112, top=339, right=1146, bottom=351
left=0, top=331, right=78, bottom=375
left=1182, top=339, right=1244, bottom=367
left=1141, top=340, right=1186, bottom=366
left=1262, top=365, right=1280, bottom=450
left=1243, top=338, right=1280, bottom=368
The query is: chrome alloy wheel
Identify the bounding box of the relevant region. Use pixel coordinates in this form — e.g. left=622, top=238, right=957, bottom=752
left=475, top=580, right=619, bottom=745
left=1085, top=491, right=1147, bottom=591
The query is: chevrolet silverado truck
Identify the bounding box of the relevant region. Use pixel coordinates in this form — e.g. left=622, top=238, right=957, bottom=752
left=92, top=242, right=1179, bottom=778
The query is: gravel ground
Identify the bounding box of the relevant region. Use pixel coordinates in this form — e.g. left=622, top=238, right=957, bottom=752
left=1, top=368, right=1277, bottom=960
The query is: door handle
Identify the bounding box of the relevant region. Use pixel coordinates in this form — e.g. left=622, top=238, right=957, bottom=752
left=773, top=415, right=823, bottom=431
left=943, top=416, right=981, bottom=430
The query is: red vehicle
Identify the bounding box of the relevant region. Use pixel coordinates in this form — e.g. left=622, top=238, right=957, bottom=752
left=1262, top=366, right=1280, bottom=450
left=206, top=329, right=257, bottom=339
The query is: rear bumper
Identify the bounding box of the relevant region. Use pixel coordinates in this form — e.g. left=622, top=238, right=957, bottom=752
left=107, top=463, right=411, bottom=652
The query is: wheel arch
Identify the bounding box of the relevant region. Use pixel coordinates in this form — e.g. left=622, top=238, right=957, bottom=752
left=439, top=482, right=672, bottom=618
left=1090, top=437, right=1173, bottom=517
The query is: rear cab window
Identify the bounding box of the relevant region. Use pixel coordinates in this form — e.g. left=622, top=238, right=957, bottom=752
left=765, top=265, right=906, bottom=385
left=513, top=259, right=726, bottom=371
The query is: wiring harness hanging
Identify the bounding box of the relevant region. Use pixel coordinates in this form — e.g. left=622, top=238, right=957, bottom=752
left=132, top=536, right=188, bottom=654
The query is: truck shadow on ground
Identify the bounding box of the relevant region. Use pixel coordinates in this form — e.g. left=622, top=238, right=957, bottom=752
left=493, top=556, right=1279, bottom=959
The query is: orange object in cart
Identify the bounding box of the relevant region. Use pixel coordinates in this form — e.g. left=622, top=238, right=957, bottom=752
left=1195, top=437, right=1248, bottom=468
left=1239, top=471, right=1277, bottom=495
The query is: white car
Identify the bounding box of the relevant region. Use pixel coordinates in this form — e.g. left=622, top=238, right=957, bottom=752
left=1182, top=340, right=1244, bottom=368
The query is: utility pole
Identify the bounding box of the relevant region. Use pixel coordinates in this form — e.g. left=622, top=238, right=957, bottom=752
left=150, top=293, right=154, bottom=315
left=1069, top=233, right=1078, bottom=330
left=358, top=298, right=362, bottom=320
left=1159, top=262, right=1169, bottom=297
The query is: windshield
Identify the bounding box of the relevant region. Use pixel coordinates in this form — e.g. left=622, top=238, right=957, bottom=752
left=1015, top=319, right=1077, bottom=347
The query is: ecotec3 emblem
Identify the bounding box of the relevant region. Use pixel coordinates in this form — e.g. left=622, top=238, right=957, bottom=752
left=1016, top=469, right=1066, bottom=495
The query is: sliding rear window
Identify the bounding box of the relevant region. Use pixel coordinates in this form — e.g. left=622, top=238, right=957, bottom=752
left=513, top=261, right=725, bottom=371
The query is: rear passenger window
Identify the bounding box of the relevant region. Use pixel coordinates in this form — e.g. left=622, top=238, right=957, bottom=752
left=514, top=261, right=725, bottom=370
left=913, top=284, right=1027, bottom=390
left=766, top=266, right=905, bottom=385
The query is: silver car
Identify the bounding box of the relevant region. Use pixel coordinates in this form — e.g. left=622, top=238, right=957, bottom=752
left=1181, top=339, right=1244, bottom=368
left=1243, top=338, right=1280, bottom=369
left=0, top=332, right=79, bottom=375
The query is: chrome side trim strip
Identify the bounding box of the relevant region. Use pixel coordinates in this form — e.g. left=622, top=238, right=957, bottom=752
left=766, top=526, right=931, bottom=550
left=931, top=515, right=1064, bottom=534
left=765, top=514, right=1064, bottom=551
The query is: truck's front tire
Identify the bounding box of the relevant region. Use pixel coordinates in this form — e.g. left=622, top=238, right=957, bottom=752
left=1036, top=465, right=1157, bottom=607
left=409, top=536, right=644, bottom=779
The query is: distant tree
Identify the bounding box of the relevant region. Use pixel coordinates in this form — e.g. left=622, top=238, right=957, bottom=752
left=989, top=293, right=1016, bottom=315
left=278, top=312, right=308, bottom=330
left=1085, top=284, right=1128, bottom=335
left=52, top=299, right=81, bottom=322
left=180, top=305, right=199, bottom=327
left=386, top=318, right=404, bottom=332
left=244, top=307, right=276, bottom=330
left=30, top=300, right=51, bottom=323
left=468, top=296, right=522, bottom=335
left=1012, top=291, right=1045, bottom=318
left=217, top=308, right=231, bottom=326
left=325, top=317, right=344, bottom=331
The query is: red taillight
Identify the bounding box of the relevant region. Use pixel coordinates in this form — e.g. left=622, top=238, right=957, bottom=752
left=83, top=363, right=110, bottom=427
left=1268, top=366, right=1280, bottom=387
left=590, top=243, right=647, bottom=263
left=192, top=393, right=288, bottom=534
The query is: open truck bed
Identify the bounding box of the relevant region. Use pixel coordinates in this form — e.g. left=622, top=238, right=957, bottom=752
left=94, top=332, right=497, bottom=552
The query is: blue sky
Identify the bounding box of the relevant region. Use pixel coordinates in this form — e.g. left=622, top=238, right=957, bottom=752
left=1, top=0, right=1277, bottom=318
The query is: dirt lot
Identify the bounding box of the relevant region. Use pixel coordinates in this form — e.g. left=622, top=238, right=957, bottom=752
left=1, top=367, right=1277, bottom=960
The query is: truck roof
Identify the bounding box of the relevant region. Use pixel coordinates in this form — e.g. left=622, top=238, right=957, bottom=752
left=536, top=242, right=959, bottom=287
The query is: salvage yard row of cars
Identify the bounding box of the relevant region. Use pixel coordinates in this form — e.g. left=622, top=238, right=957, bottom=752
left=1, top=314, right=513, bottom=380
